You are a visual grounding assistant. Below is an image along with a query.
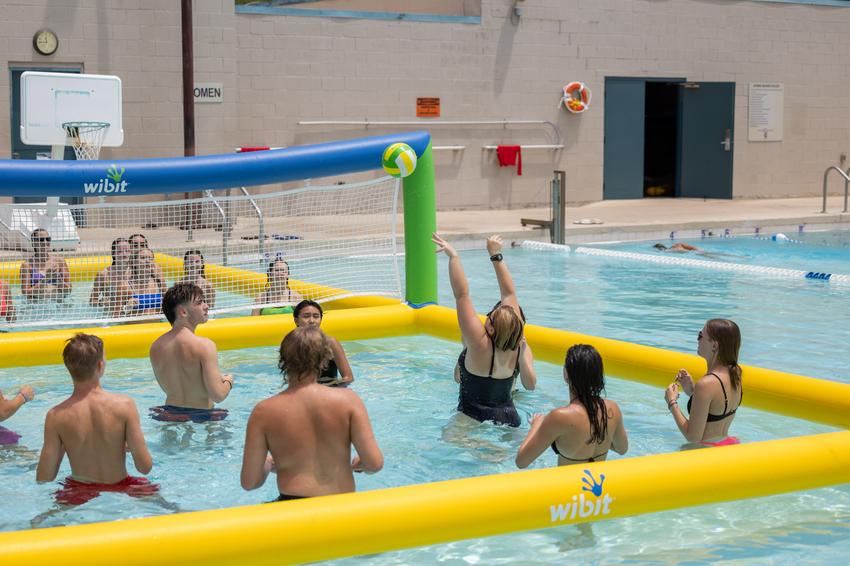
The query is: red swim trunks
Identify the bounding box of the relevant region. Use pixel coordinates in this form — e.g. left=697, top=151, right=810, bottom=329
left=55, top=476, right=159, bottom=506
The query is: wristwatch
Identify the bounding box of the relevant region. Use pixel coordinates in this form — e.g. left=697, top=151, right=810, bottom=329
left=490, top=253, right=503, bottom=262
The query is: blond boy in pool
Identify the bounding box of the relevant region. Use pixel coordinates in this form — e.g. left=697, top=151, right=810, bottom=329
left=36, top=333, right=157, bottom=504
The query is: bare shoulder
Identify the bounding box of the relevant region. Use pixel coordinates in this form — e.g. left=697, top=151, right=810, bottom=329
left=604, top=398, right=622, bottom=418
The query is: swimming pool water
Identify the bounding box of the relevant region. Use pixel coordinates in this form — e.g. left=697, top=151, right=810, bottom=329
left=606, top=229, right=850, bottom=276
left=2, top=235, right=850, bottom=564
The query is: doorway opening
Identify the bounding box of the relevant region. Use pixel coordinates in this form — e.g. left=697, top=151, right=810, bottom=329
left=643, top=82, right=680, bottom=197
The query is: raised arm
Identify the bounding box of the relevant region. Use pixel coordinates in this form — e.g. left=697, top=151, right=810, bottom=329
left=330, top=337, right=354, bottom=384
left=432, top=233, right=487, bottom=347
left=241, top=404, right=272, bottom=490
left=199, top=339, right=234, bottom=403
left=124, top=399, right=153, bottom=474
left=349, top=394, right=383, bottom=474
left=518, top=339, right=537, bottom=390
left=516, top=411, right=562, bottom=469
left=486, top=235, right=518, bottom=308
left=666, top=376, right=710, bottom=443
left=36, top=410, right=65, bottom=483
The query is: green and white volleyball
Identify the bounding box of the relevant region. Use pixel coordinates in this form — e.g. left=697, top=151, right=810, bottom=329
left=382, top=143, right=417, bottom=178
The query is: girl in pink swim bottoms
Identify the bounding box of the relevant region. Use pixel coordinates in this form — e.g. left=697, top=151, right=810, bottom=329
left=665, top=319, right=743, bottom=447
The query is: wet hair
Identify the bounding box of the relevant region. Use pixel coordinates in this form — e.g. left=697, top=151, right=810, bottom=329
left=487, top=301, right=526, bottom=323
left=293, top=299, right=323, bottom=320
left=128, top=233, right=149, bottom=248
left=63, top=333, right=104, bottom=381
left=277, top=326, right=332, bottom=384
left=31, top=228, right=49, bottom=239
left=183, top=249, right=206, bottom=278
left=266, top=259, right=289, bottom=284
left=653, top=243, right=668, bottom=250
left=162, top=282, right=204, bottom=325
left=487, top=305, right=524, bottom=351
left=565, top=344, right=608, bottom=445
left=704, top=319, right=742, bottom=390
left=111, top=237, right=129, bottom=265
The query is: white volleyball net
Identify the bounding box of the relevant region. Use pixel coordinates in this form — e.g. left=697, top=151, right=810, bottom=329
left=0, top=177, right=402, bottom=329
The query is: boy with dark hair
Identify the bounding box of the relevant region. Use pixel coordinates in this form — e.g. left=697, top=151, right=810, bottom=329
left=36, top=333, right=157, bottom=504
left=149, top=282, right=233, bottom=422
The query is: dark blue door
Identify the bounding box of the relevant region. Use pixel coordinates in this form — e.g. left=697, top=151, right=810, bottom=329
left=603, top=77, right=685, bottom=200
left=678, top=82, right=735, bottom=199
left=603, top=78, right=645, bottom=200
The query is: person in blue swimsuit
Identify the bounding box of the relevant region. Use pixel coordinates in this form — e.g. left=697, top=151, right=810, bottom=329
left=665, top=319, right=743, bottom=447
left=516, top=344, right=628, bottom=468
left=119, top=247, right=164, bottom=318
left=292, top=300, right=353, bottom=386
left=433, top=233, right=531, bottom=427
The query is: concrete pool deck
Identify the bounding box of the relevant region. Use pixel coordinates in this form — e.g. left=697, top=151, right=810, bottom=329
left=436, top=196, right=850, bottom=247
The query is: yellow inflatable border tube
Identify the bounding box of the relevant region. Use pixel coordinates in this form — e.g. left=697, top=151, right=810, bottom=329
left=2, top=430, right=850, bottom=565
left=0, top=303, right=415, bottom=366
left=2, top=302, right=850, bottom=427
left=416, top=304, right=850, bottom=429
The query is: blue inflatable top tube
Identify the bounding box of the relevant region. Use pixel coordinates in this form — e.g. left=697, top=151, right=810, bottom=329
left=0, top=131, right=431, bottom=197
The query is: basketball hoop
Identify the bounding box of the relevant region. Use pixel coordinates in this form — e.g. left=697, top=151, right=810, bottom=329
left=62, top=121, right=110, bottom=160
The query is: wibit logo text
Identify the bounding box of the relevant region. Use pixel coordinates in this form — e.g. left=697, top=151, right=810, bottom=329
left=549, top=470, right=613, bottom=523
left=84, top=165, right=128, bottom=194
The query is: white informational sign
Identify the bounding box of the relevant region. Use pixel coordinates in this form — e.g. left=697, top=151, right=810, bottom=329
left=194, top=83, right=223, bottom=103
left=748, top=83, right=783, bottom=142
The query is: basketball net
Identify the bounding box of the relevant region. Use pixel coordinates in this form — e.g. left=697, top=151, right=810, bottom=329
left=62, top=121, right=110, bottom=160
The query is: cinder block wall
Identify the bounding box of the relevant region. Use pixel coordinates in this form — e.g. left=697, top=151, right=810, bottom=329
left=2, top=0, right=849, bottom=208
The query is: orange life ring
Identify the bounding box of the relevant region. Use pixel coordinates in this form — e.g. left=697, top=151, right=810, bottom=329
left=562, top=82, right=591, bottom=114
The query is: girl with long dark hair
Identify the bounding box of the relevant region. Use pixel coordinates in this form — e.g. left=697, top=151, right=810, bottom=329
left=516, top=344, right=628, bottom=468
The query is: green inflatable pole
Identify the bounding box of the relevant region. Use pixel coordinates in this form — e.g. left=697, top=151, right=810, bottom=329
left=401, top=142, right=438, bottom=306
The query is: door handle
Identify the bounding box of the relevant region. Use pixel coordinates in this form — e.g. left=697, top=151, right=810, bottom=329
left=720, top=129, right=731, bottom=151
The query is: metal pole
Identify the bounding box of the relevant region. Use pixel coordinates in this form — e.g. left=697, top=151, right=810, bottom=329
left=181, top=0, right=199, bottom=234
left=551, top=170, right=566, bottom=244
left=845, top=168, right=849, bottom=213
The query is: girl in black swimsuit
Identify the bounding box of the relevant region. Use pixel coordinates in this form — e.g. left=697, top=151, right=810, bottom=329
left=665, top=319, right=743, bottom=446
left=433, top=233, right=531, bottom=427
left=516, top=345, right=628, bottom=468
left=291, top=300, right=354, bottom=387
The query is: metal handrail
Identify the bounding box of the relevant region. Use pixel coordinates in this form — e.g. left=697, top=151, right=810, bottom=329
left=821, top=166, right=850, bottom=213
left=298, top=119, right=562, bottom=145
left=204, top=190, right=229, bottom=265
left=239, top=187, right=265, bottom=265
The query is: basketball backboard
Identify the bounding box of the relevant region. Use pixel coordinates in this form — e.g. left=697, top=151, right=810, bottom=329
left=20, top=71, right=123, bottom=147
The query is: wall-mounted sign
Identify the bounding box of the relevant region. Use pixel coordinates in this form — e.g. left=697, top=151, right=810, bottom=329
left=748, top=83, right=783, bottom=141
left=194, top=83, right=223, bottom=103
left=416, top=97, right=440, bottom=118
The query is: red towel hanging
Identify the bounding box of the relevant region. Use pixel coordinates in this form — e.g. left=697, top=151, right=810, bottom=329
left=496, top=145, right=522, bottom=175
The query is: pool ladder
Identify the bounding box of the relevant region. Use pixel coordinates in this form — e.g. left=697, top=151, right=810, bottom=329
left=821, top=165, right=850, bottom=213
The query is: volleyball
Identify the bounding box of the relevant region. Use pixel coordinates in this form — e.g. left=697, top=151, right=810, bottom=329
left=382, top=143, right=417, bottom=178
